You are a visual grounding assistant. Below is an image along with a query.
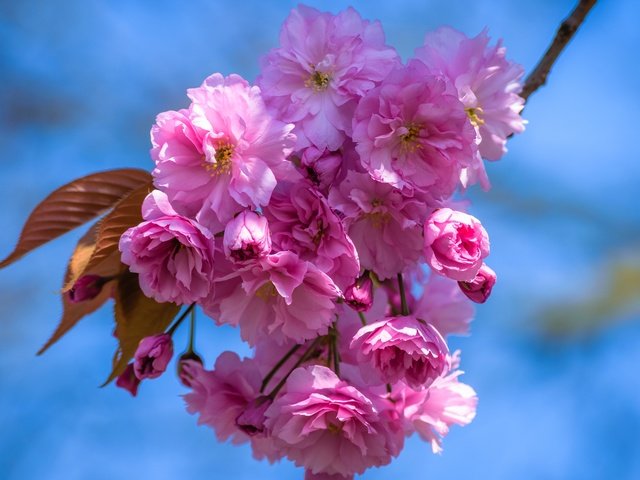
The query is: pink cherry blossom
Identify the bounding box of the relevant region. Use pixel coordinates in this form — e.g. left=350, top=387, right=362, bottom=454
left=415, top=26, right=525, bottom=161
left=424, top=208, right=490, bottom=281
left=210, top=251, right=340, bottom=346
left=458, top=263, right=497, bottom=303
left=258, top=5, right=400, bottom=150
left=264, top=181, right=360, bottom=290
left=350, top=315, right=449, bottom=389
left=414, top=274, right=475, bottom=337
left=151, top=73, right=295, bottom=230
left=265, top=365, right=402, bottom=476
left=329, top=171, right=424, bottom=280
left=119, top=191, right=216, bottom=304
left=353, top=60, right=476, bottom=201
left=344, top=274, right=374, bottom=312
left=223, top=210, right=272, bottom=264
left=133, top=333, right=173, bottom=380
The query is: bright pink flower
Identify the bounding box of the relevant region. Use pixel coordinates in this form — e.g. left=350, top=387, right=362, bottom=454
left=344, top=274, right=374, bottom=312
left=258, top=5, right=399, bottom=150
left=353, top=60, right=476, bottom=201
left=458, top=263, right=496, bottom=303
left=414, top=274, right=475, bottom=337
left=119, top=191, right=216, bottom=304
left=211, top=252, right=340, bottom=346
left=350, top=315, right=449, bottom=389
left=424, top=208, right=490, bottom=282
left=115, top=363, right=141, bottom=397
left=415, top=27, right=525, bottom=161
left=223, top=210, right=272, bottom=264
left=264, top=182, right=359, bottom=290
left=265, top=365, right=401, bottom=476
left=133, top=333, right=173, bottom=380
left=401, top=353, right=477, bottom=453
left=151, top=73, right=295, bottom=230
left=329, top=172, right=424, bottom=280
left=67, top=274, right=108, bottom=303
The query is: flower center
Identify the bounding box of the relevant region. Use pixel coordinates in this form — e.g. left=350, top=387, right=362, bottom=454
left=203, top=141, right=234, bottom=176
left=465, top=107, right=485, bottom=127
left=399, top=123, right=422, bottom=153
left=305, top=67, right=331, bottom=92
left=255, top=281, right=278, bottom=301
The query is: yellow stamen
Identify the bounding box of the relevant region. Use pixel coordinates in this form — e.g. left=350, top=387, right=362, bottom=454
left=399, top=123, right=422, bottom=153
left=203, top=142, right=234, bottom=176
left=255, top=282, right=278, bottom=301
left=305, top=66, right=331, bottom=92
left=465, top=107, right=485, bottom=127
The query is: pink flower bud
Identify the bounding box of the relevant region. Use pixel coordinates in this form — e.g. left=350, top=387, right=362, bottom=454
left=424, top=208, right=490, bottom=282
left=177, top=351, right=203, bottom=387
left=458, top=263, right=496, bottom=304
left=223, top=210, right=272, bottom=263
left=235, top=395, right=272, bottom=436
left=133, top=333, right=173, bottom=380
left=115, top=363, right=141, bottom=396
left=67, top=274, right=107, bottom=303
left=344, top=275, right=374, bottom=312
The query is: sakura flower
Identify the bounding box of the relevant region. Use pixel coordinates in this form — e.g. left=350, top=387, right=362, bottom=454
left=264, top=181, right=359, bottom=290
left=258, top=5, right=400, bottom=150
left=329, top=172, right=424, bottom=280
left=344, top=274, right=374, bottom=312
left=223, top=210, right=272, bottom=264
left=424, top=208, right=490, bottom=281
left=119, top=191, right=216, bottom=304
left=265, top=365, right=402, bottom=476
left=353, top=60, right=476, bottom=201
left=458, top=263, right=497, bottom=304
left=151, top=73, right=295, bottom=230
left=415, top=26, right=525, bottom=161
left=133, top=333, right=173, bottom=380
left=350, top=315, right=449, bottom=389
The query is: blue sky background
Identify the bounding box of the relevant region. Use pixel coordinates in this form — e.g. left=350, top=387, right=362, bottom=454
left=1, top=1, right=639, bottom=479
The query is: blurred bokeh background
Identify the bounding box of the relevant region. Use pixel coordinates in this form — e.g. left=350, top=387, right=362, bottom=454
left=1, top=0, right=639, bottom=478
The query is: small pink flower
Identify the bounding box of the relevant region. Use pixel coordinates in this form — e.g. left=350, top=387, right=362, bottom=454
left=223, top=210, right=272, bottom=264
left=115, top=363, right=141, bottom=397
left=415, top=27, right=525, bottom=161
left=133, top=333, right=173, bottom=380
left=119, top=191, right=216, bottom=304
left=344, top=275, right=374, bottom=312
left=458, top=263, right=496, bottom=304
left=353, top=60, right=476, bottom=201
left=329, top=172, right=424, bottom=280
left=67, top=274, right=108, bottom=303
left=350, top=315, right=449, bottom=389
left=258, top=5, right=399, bottom=151
left=424, top=208, right=490, bottom=282
left=265, top=365, right=402, bottom=476
left=264, top=181, right=360, bottom=290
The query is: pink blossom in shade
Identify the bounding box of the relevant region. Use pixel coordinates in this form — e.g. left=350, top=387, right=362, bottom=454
left=401, top=353, right=477, bottom=453
left=344, top=274, right=374, bottom=312
left=119, top=191, right=216, bottom=305
left=67, top=274, right=107, bottom=303
left=415, top=26, right=525, bottom=161
left=414, top=274, right=475, bottom=337
left=424, top=208, right=490, bottom=282
left=258, top=5, right=400, bottom=151
left=350, top=315, right=449, bottom=389
left=151, top=74, right=295, bottom=230
left=133, top=333, right=174, bottom=380
left=223, top=210, right=272, bottom=264
left=235, top=395, right=272, bottom=436
left=328, top=171, right=424, bottom=280
left=214, top=251, right=340, bottom=346
left=305, top=471, right=353, bottom=480
left=297, top=146, right=344, bottom=193
left=458, top=263, right=497, bottom=304
left=115, top=363, right=141, bottom=397
left=264, top=365, right=402, bottom=476
left=264, top=181, right=360, bottom=290
left=352, top=60, right=477, bottom=201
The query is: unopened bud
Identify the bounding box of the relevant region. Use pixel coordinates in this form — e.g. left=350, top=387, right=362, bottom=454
left=235, top=396, right=272, bottom=436
left=177, top=351, right=203, bottom=387
left=458, top=263, right=496, bottom=304
left=345, top=275, right=374, bottom=312
left=68, top=274, right=107, bottom=303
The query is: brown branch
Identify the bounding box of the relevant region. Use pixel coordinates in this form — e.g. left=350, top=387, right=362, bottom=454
left=521, top=0, right=597, bottom=101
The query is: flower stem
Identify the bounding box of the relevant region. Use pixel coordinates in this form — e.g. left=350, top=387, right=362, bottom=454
left=358, top=311, right=367, bottom=326
left=260, top=344, right=301, bottom=394
left=167, top=304, right=195, bottom=336
left=267, top=337, right=323, bottom=399
left=397, top=273, right=410, bottom=316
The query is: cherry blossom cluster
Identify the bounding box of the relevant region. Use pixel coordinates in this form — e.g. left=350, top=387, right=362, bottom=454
left=106, top=5, right=524, bottom=479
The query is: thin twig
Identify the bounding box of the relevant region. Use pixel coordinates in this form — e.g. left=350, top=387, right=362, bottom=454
left=521, top=0, right=597, bottom=101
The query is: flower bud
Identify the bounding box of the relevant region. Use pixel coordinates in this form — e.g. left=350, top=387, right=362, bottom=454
left=223, top=210, right=272, bottom=263
left=68, top=274, right=107, bottom=303
left=344, top=275, right=374, bottom=312
left=235, top=396, right=272, bottom=436
left=115, top=363, right=141, bottom=397
left=177, top=351, right=203, bottom=387
left=133, top=333, right=174, bottom=380
left=458, top=263, right=496, bottom=304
